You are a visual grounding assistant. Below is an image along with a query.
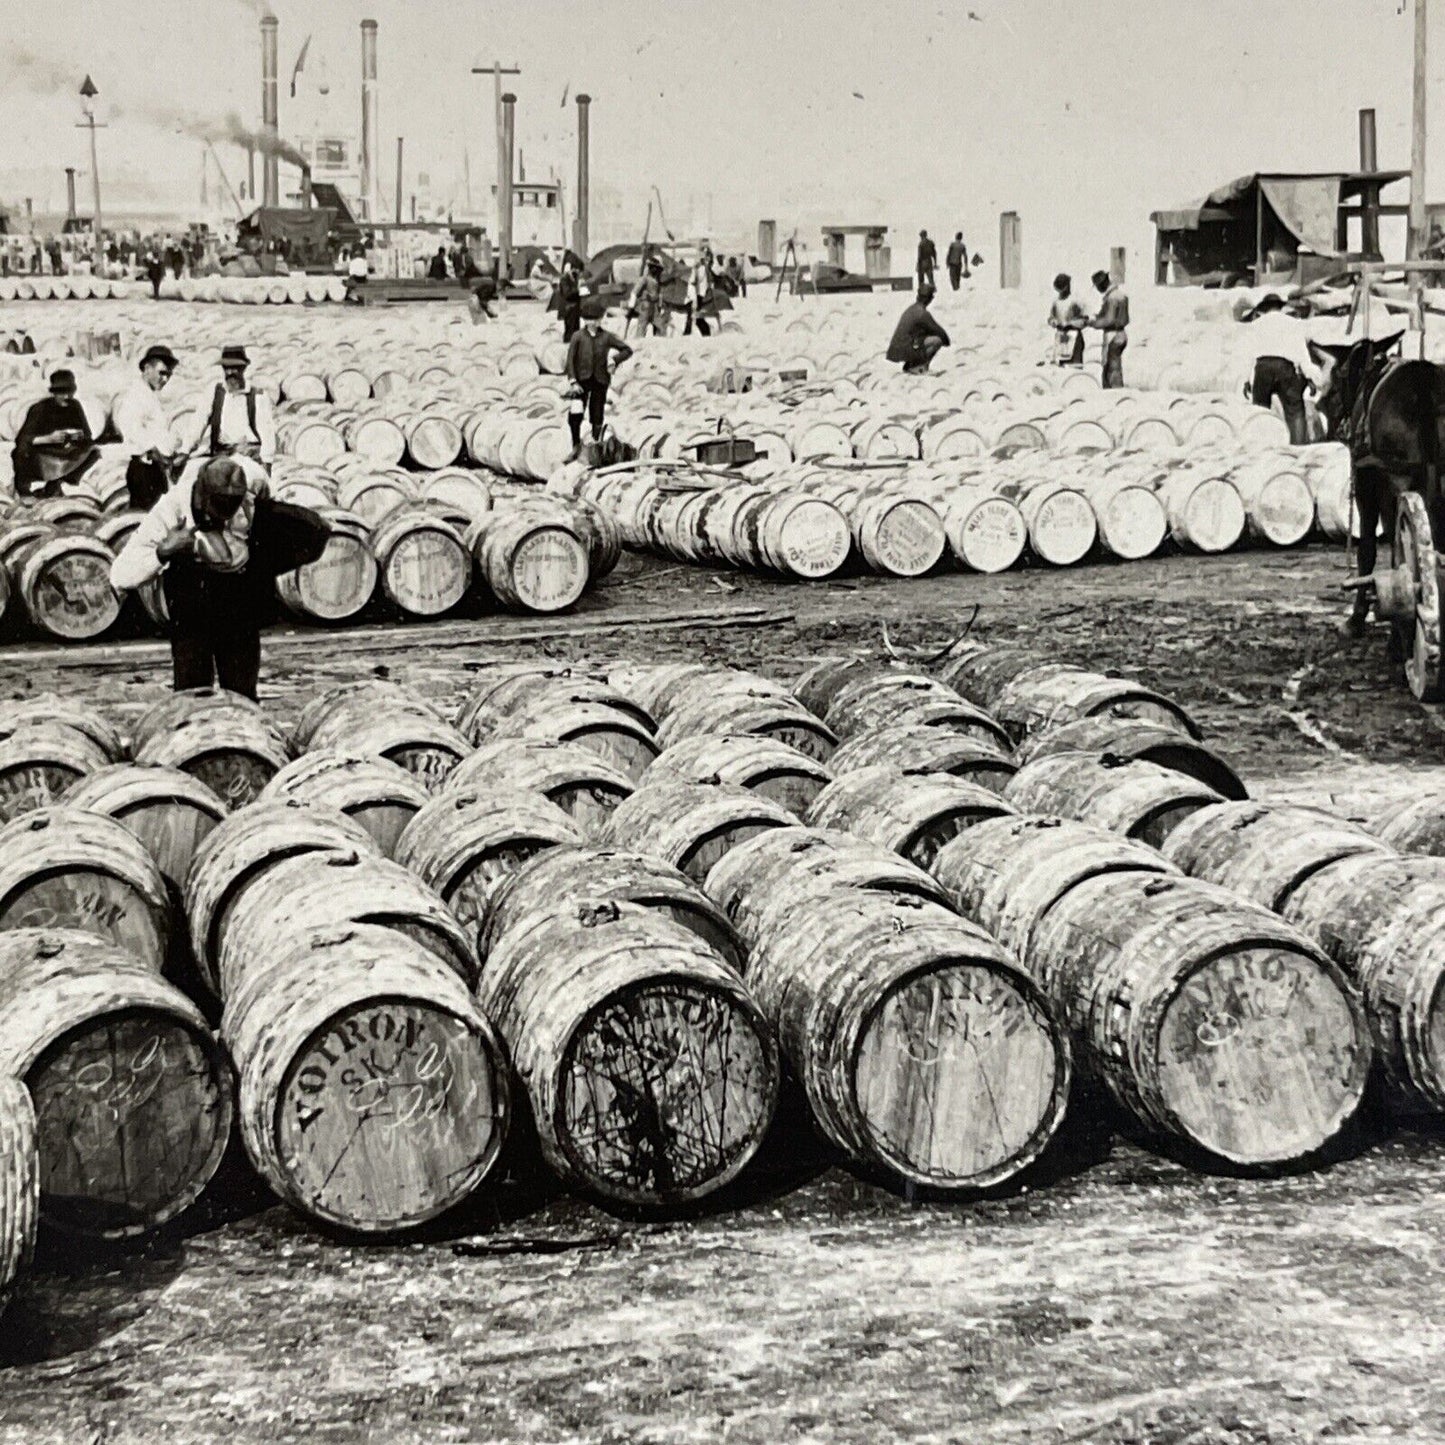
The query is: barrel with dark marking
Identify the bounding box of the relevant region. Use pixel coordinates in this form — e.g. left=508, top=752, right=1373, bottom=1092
left=0, top=695, right=124, bottom=760
left=218, top=848, right=476, bottom=995
left=1162, top=802, right=1392, bottom=913
left=606, top=663, right=713, bottom=720
left=275, top=507, right=376, bottom=623
left=603, top=775, right=796, bottom=882
left=705, top=825, right=951, bottom=951
left=184, top=802, right=381, bottom=996
left=222, top=923, right=509, bottom=1234
left=0, top=808, right=170, bottom=965
left=130, top=687, right=273, bottom=759
left=651, top=674, right=837, bottom=762
left=291, top=681, right=445, bottom=754
left=806, top=766, right=1015, bottom=869
left=1016, top=716, right=1246, bottom=801
left=823, top=673, right=1011, bottom=751
left=0, top=1074, right=37, bottom=1308
left=442, top=738, right=633, bottom=837
left=134, top=709, right=290, bottom=812
left=16, top=534, right=120, bottom=641
left=0, top=929, right=231, bottom=1238
left=394, top=788, right=583, bottom=939
left=369, top=505, right=473, bottom=619
left=827, top=724, right=1016, bottom=793
left=1375, top=792, right=1445, bottom=856
left=305, top=704, right=472, bottom=794
left=749, top=889, right=1070, bottom=1190
left=978, top=662, right=1200, bottom=744
left=1027, top=871, right=1370, bottom=1165
left=650, top=733, right=833, bottom=816
left=261, top=751, right=430, bottom=857
left=1004, top=753, right=1223, bottom=848
left=480, top=845, right=746, bottom=969
left=478, top=900, right=777, bottom=1207
left=793, top=657, right=884, bottom=719
left=470, top=507, right=591, bottom=613
left=0, top=721, right=112, bottom=822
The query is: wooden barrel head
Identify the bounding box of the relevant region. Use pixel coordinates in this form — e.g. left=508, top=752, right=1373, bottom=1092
left=0, top=724, right=110, bottom=822
left=1025, top=488, right=1096, bottom=566
left=855, top=962, right=1064, bottom=1188
left=378, top=522, right=472, bottom=618
left=506, top=526, right=590, bottom=613
left=1157, top=947, right=1365, bottom=1165
left=949, top=495, right=1028, bottom=574
left=278, top=530, right=378, bottom=622
left=0, top=696, right=124, bottom=760
left=1092, top=485, right=1167, bottom=561
left=1173, top=478, right=1246, bottom=553
left=862, top=500, right=946, bottom=577
left=19, top=537, right=121, bottom=641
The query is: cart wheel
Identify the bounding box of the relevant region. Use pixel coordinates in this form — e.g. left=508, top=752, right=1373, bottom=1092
left=1393, top=492, right=1444, bottom=702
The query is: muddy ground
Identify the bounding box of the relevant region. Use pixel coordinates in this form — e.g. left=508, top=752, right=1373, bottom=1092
left=2, top=543, right=1443, bottom=1445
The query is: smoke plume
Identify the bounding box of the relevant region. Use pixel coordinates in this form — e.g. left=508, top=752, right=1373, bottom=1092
left=233, top=0, right=277, bottom=18
left=128, top=102, right=307, bottom=167
left=1, top=47, right=81, bottom=95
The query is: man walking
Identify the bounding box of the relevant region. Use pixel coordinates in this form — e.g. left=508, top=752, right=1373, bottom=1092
left=916, top=230, right=938, bottom=289
left=190, top=346, right=275, bottom=469
left=946, top=232, right=969, bottom=290
left=565, top=298, right=633, bottom=455
left=114, top=344, right=180, bottom=509
left=626, top=257, right=666, bottom=337
left=1088, top=270, right=1130, bottom=389
left=886, top=286, right=951, bottom=374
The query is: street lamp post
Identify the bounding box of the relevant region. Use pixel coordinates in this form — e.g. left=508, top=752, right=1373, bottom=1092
left=77, top=75, right=105, bottom=264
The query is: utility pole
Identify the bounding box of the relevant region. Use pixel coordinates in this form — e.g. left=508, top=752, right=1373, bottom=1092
left=471, top=61, right=521, bottom=262
left=77, top=76, right=104, bottom=260
left=1410, top=0, right=1430, bottom=261
left=395, top=137, right=405, bottom=223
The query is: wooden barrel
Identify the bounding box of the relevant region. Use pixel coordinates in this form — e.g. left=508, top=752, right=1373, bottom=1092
left=653, top=685, right=838, bottom=763
left=607, top=663, right=715, bottom=720
left=0, top=695, right=124, bottom=760
left=336, top=470, right=413, bottom=526
left=467, top=697, right=658, bottom=782
left=1015, top=482, right=1096, bottom=566
left=650, top=733, right=833, bottom=816
left=706, top=824, right=951, bottom=950
left=1161, top=801, right=1391, bottom=912
left=457, top=670, right=657, bottom=736
left=134, top=708, right=290, bottom=812
left=369, top=505, right=472, bottom=619
left=442, top=738, right=634, bottom=837
left=16, top=534, right=120, bottom=640
left=0, top=721, right=112, bottom=822
left=1004, top=753, right=1223, bottom=848
left=470, top=509, right=590, bottom=613
left=476, top=900, right=777, bottom=1207
left=822, top=674, right=1011, bottom=750
left=793, top=657, right=883, bottom=719
left=827, top=725, right=1016, bottom=794
left=130, top=687, right=276, bottom=757
left=305, top=707, right=472, bottom=794
left=806, top=765, right=1015, bottom=869
left=222, top=923, right=509, bottom=1234
left=1285, top=852, right=1445, bottom=1109
left=291, top=680, right=444, bottom=753
left=749, top=889, right=1070, bottom=1190
left=602, top=775, right=796, bottom=882
left=0, top=1075, right=37, bottom=1309
left=184, top=802, right=381, bottom=996
left=394, top=788, right=583, bottom=937
left=1375, top=791, right=1445, bottom=855
left=1028, top=871, right=1370, bottom=1165
left=852, top=495, right=946, bottom=577
left=1015, top=716, right=1246, bottom=800
left=275, top=508, right=377, bottom=623
left=0, top=929, right=231, bottom=1237
left=480, top=845, right=745, bottom=970
left=65, top=763, right=228, bottom=898
left=402, top=413, right=465, bottom=470
left=218, top=848, right=477, bottom=995
left=931, top=813, right=1177, bottom=957
left=938, top=492, right=1029, bottom=574
left=260, top=751, right=431, bottom=857
left=982, top=663, right=1201, bottom=742
left=1156, top=474, right=1247, bottom=553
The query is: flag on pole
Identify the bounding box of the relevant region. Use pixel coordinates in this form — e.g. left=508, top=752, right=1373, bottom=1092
left=290, top=36, right=312, bottom=98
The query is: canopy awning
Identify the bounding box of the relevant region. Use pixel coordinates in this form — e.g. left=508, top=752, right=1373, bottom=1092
left=1151, top=173, right=1347, bottom=257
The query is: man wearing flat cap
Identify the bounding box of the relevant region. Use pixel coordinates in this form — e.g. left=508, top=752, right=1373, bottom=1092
left=113, top=343, right=180, bottom=509
left=110, top=453, right=271, bottom=699
left=11, top=370, right=100, bottom=498
left=187, top=345, right=276, bottom=468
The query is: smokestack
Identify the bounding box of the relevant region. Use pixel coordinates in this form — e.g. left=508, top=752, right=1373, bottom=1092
left=395, top=136, right=404, bottom=224
left=1359, top=107, right=1379, bottom=171
left=1359, top=107, right=1381, bottom=258
left=261, top=15, right=279, bottom=207
left=65, top=168, right=77, bottom=221
left=500, top=92, right=516, bottom=278
left=360, top=20, right=379, bottom=222
left=574, top=94, right=591, bottom=258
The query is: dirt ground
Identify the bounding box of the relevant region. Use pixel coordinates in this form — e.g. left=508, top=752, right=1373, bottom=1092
left=3, top=542, right=1445, bottom=1445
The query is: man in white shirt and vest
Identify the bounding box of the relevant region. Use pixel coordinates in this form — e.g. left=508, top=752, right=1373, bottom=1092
left=113, top=343, right=180, bottom=509
left=191, top=345, right=276, bottom=469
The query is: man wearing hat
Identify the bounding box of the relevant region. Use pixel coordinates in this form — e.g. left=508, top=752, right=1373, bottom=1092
left=11, top=370, right=100, bottom=499
left=886, top=286, right=951, bottom=375
left=564, top=299, right=633, bottom=455
left=113, top=343, right=180, bottom=509
left=187, top=345, right=275, bottom=468
left=110, top=454, right=271, bottom=699
left=625, top=256, right=666, bottom=338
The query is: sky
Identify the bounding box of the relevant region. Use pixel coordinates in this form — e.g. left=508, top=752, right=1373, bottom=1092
left=0, top=0, right=1433, bottom=283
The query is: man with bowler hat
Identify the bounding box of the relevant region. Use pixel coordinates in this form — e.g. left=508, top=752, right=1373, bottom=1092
left=114, top=343, right=180, bottom=509
left=11, top=370, right=100, bottom=498
left=189, top=345, right=275, bottom=468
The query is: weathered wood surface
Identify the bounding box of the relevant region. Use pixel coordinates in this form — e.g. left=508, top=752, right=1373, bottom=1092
left=1028, top=872, right=1370, bottom=1165
left=750, top=888, right=1069, bottom=1190
left=827, top=723, right=1016, bottom=793
left=17, top=535, right=121, bottom=641
left=130, top=687, right=270, bottom=758
left=0, top=693, right=125, bottom=759
left=261, top=751, right=430, bottom=858
left=478, top=900, right=776, bottom=1207
left=223, top=924, right=508, bottom=1234
left=807, top=765, right=1015, bottom=869
left=464, top=695, right=656, bottom=783
left=275, top=513, right=377, bottom=624
left=0, top=1073, right=38, bottom=1311
left=0, top=721, right=112, bottom=822
left=184, top=802, right=380, bottom=995
left=654, top=675, right=838, bottom=762
left=134, top=709, right=290, bottom=813
left=606, top=662, right=713, bottom=719
left=442, top=738, right=633, bottom=838
left=456, top=670, right=657, bottom=738
left=0, top=929, right=231, bottom=1238
left=1374, top=790, right=1445, bottom=856
left=291, top=681, right=445, bottom=754
left=472, top=511, right=591, bottom=614
left=650, top=733, right=833, bottom=817
left=305, top=708, right=471, bottom=795
left=480, top=845, right=745, bottom=970
left=1004, top=753, right=1224, bottom=849
left=1161, top=801, right=1391, bottom=912
left=370, top=506, right=472, bottom=619
left=823, top=673, right=1011, bottom=751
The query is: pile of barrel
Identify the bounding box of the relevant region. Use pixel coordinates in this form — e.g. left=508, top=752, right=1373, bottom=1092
left=5, top=646, right=1445, bottom=1312
left=0, top=275, right=350, bottom=305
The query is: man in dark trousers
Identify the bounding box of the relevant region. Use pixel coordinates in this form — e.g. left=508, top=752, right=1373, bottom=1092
left=886, top=286, right=950, bottom=374
left=428, top=246, right=450, bottom=281
left=114, top=344, right=180, bottom=509
left=109, top=455, right=270, bottom=699
left=564, top=298, right=633, bottom=455
left=556, top=255, right=583, bottom=341
left=1246, top=355, right=1313, bottom=445
left=946, top=232, right=970, bottom=290
left=1087, top=269, right=1130, bottom=388
left=916, top=230, right=938, bottom=289
left=11, top=370, right=100, bottom=498
left=189, top=346, right=275, bottom=468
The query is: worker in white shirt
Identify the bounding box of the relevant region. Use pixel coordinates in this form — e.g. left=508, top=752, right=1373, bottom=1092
left=113, top=343, right=180, bottom=509
left=191, top=346, right=276, bottom=469
left=109, top=454, right=270, bottom=699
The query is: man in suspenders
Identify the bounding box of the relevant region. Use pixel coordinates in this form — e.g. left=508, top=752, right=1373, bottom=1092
left=192, top=345, right=276, bottom=470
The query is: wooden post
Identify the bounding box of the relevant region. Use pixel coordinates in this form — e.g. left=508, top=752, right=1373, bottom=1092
left=999, top=212, right=1022, bottom=288
left=1254, top=185, right=1264, bottom=282
left=757, top=220, right=777, bottom=268
left=1410, top=0, right=1429, bottom=261
left=1110, top=246, right=1126, bottom=284
left=1154, top=230, right=1167, bottom=286
left=394, top=137, right=404, bottom=223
